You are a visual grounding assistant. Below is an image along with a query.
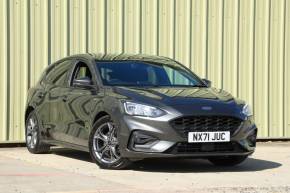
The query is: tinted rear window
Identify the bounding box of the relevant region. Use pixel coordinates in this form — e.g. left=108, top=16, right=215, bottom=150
left=45, top=60, right=73, bottom=86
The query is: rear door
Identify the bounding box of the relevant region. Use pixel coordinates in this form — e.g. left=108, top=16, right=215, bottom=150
left=43, top=59, right=75, bottom=142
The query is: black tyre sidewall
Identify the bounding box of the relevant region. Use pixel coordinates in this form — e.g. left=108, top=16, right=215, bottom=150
left=89, top=115, right=131, bottom=169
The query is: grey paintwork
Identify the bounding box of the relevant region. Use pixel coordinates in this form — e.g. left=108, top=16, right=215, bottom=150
left=25, top=53, right=257, bottom=159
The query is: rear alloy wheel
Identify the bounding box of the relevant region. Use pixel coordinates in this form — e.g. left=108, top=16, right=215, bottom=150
left=25, top=111, right=50, bottom=154
left=89, top=115, right=131, bottom=169
left=208, top=155, right=248, bottom=166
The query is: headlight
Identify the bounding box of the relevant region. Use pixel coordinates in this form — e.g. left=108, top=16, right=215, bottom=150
left=124, top=102, right=166, bottom=117
left=242, top=104, right=253, bottom=117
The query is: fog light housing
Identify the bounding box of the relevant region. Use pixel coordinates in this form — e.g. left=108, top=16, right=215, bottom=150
left=247, top=129, right=257, bottom=147
left=129, top=131, right=159, bottom=152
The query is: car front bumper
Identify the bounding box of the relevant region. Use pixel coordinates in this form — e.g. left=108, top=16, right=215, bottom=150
left=114, top=113, right=257, bottom=159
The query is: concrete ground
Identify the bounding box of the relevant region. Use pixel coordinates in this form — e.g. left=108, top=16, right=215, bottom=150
left=0, top=142, right=290, bottom=193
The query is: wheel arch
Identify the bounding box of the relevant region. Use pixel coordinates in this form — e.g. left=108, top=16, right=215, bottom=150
left=25, top=106, right=35, bottom=122
left=93, top=111, right=110, bottom=124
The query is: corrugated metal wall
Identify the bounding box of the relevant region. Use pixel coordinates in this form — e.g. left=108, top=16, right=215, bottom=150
left=0, top=0, right=289, bottom=142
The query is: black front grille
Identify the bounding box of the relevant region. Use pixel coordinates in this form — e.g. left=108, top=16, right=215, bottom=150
left=170, top=116, right=243, bottom=138
left=166, top=142, right=245, bottom=154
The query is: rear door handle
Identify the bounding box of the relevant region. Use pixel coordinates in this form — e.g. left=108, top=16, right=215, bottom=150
left=37, top=92, right=45, bottom=99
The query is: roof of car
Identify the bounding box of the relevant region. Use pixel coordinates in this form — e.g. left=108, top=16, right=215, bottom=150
left=61, top=53, right=187, bottom=70
left=88, top=53, right=184, bottom=68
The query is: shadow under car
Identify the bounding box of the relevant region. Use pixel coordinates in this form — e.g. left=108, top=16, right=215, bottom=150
left=50, top=148, right=281, bottom=173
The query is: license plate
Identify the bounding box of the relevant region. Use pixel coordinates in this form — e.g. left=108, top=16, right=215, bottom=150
left=188, top=131, right=230, bottom=143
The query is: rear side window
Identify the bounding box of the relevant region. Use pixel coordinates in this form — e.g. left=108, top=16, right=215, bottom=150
left=45, top=60, right=73, bottom=87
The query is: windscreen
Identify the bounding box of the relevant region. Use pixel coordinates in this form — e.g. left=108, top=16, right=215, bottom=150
left=96, top=61, right=205, bottom=87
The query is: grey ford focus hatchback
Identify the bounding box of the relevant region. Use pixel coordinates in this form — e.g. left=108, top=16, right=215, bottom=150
left=25, top=53, right=257, bottom=169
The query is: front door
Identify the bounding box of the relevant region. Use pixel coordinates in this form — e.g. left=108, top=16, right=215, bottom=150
left=60, top=60, right=97, bottom=147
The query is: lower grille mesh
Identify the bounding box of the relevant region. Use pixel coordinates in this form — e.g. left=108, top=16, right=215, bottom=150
left=166, top=142, right=245, bottom=154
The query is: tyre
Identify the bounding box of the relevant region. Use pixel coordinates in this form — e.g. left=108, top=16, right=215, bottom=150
left=25, top=111, right=50, bottom=154
left=208, top=155, right=248, bottom=166
left=89, top=115, right=131, bottom=169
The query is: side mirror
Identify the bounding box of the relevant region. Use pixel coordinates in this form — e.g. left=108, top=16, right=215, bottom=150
left=202, top=79, right=212, bottom=87
left=73, top=77, right=93, bottom=88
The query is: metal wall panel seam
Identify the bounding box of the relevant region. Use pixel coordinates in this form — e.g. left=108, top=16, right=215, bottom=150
left=139, top=0, right=142, bottom=53
left=267, top=0, right=272, bottom=137
left=120, top=0, right=124, bottom=53
left=205, top=0, right=209, bottom=78
left=22, top=0, right=29, bottom=140
left=48, top=0, right=51, bottom=64
left=282, top=0, right=286, bottom=137
left=252, top=0, right=256, bottom=116
left=8, top=1, right=22, bottom=139
left=0, top=0, right=8, bottom=141
left=5, top=0, right=10, bottom=141
left=8, top=0, right=16, bottom=140
left=81, top=0, right=86, bottom=53
left=172, top=0, right=176, bottom=59
left=285, top=0, right=290, bottom=137
left=70, top=0, right=73, bottom=54
left=104, top=0, right=107, bottom=53
left=31, top=0, right=36, bottom=83
left=221, top=0, right=225, bottom=89
left=221, top=0, right=225, bottom=90
left=27, top=0, right=31, bottom=89
left=67, top=0, right=70, bottom=56
left=87, top=0, right=91, bottom=52
left=123, top=0, right=127, bottom=52
left=85, top=0, right=88, bottom=53
left=188, top=0, right=193, bottom=70
left=236, top=0, right=240, bottom=97
left=78, top=0, right=81, bottom=53
left=186, top=0, right=191, bottom=69
left=156, top=0, right=159, bottom=55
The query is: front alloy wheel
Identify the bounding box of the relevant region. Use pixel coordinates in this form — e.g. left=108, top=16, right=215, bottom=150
left=93, top=122, right=120, bottom=164
left=89, top=115, right=130, bottom=169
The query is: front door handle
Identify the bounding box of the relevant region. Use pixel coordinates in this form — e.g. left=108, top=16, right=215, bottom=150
left=62, top=96, right=68, bottom=102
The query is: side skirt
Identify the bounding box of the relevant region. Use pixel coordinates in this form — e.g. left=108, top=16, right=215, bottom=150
left=42, top=140, right=89, bottom=152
